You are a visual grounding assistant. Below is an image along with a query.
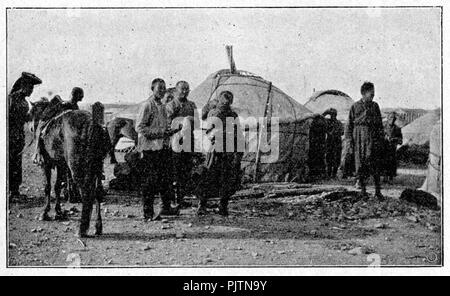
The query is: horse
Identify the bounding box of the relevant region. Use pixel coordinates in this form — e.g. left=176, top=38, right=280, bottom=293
left=106, top=117, right=138, bottom=164
left=28, top=99, right=69, bottom=221
left=29, top=99, right=110, bottom=237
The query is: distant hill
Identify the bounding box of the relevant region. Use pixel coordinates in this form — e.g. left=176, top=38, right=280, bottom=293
left=79, top=102, right=133, bottom=111
left=103, top=103, right=134, bottom=109
left=381, top=107, right=430, bottom=114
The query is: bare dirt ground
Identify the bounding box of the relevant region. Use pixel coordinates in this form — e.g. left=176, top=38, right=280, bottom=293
left=8, top=141, right=441, bottom=267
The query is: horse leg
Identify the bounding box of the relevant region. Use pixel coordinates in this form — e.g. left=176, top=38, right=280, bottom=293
left=40, top=165, right=52, bottom=221
left=94, top=193, right=103, bottom=236
left=78, top=189, right=93, bottom=238
left=108, top=125, right=120, bottom=164
left=54, top=165, right=66, bottom=220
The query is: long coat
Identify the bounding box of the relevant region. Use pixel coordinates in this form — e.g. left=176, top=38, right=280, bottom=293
left=8, top=91, right=29, bottom=193
left=325, top=118, right=344, bottom=175
left=195, top=105, right=243, bottom=202
left=346, top=99, right=384, bottom=178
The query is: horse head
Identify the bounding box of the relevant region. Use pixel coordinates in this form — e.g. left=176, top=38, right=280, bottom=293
left=28, top=97, right=50, bottom=133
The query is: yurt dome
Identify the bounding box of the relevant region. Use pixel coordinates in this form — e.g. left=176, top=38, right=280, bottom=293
left=304, top=90, right=354, bottom=122
left=402, top=109, right=441, bottom=146
left=190, top=68, right=312, bottom=123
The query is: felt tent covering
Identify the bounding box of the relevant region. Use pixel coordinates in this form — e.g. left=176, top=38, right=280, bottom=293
left=190, top=69, right=327, bottom=182
left=402, top=109, right=441, bottom=146
left=190, top=69, right=312, bottom=121
left=420, top=121, right=441, bottom=201
left=304, top=90, right=354, bottom=122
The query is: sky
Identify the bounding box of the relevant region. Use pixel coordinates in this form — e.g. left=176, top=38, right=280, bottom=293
left=7, top=7, right=441, bottom=109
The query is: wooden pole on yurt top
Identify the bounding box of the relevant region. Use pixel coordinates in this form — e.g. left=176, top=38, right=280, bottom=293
left=226, top=45, right=237, bottom=74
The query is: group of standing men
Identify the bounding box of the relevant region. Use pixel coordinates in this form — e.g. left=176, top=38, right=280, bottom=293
left=8, top=73, right=243, bottom=220
left=9, top=72, right=402, bottom=218
left=135, top=78, right=242, bottom=221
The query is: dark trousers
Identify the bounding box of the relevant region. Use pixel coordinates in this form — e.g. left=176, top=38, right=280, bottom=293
left=172, top=151, right=193, bottom=202
left=9, top=135, right=25, bottom=194
left=140, top=149, right=174, bottom=215
left=326, top=142, right=342, bottom=178
left=195, top=151, right=241, bottom=208
left=383, top=143, right=398, bottom=178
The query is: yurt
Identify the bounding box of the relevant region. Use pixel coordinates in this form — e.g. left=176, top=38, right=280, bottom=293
left=304, top=90, right=354, bottom=122
left=420, top=121, right=441, bottom=201
left=190, top=46, right=327, bottom=182
left=402, top=109, right=441, bottom=146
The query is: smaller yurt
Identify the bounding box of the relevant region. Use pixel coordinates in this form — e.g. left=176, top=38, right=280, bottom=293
left=420, top=121, right=441, bottom=201
left=402, top=109, right=441, bottom=146
left=304, top=90, right=354, bottom=122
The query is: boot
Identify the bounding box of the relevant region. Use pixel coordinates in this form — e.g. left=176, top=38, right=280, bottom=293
left=375, top=190, right=385, bottom=201
left=196, top=198, right=208, bottom=216
left=218, top=200, right=229, bottom=217
left=159, top=201, right=180, bottom=216
left=143, top=198, right=155, bottom=222
left=374, top=175, right=385, bottom=201
left=176, top=188, right=192, bottom=209
left=354, top=179, right=362, bottom=190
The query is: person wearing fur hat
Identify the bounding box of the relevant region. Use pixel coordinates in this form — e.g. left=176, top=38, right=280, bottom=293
left=8, top=72, right=42, bottom=199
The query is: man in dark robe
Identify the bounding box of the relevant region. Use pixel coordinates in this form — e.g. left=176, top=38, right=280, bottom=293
left=8, top=72, right=42, bottom=199
left=383, top=112, right=403, bottom=183
left=195, top=91, right=243, bottom=216
left=166, top=81, right=198, bottom=208
left=323, top=108, right=344, bottom=178
left=346, top=81, right=384, bottom=198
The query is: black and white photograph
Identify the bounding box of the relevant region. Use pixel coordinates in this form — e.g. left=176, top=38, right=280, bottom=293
left=1, top=1, right=447, bottom=275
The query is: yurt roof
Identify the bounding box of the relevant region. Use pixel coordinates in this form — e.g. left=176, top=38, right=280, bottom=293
left=304, top=89, right=354, bottom=121
left=190, top=69, right=312, bottom=122
left=402, top=109, right=441, bottom=146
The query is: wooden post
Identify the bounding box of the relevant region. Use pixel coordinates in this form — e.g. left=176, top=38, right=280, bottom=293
left=254, top=82, right=272, bottom=182
left=226, top=45, right=237, bottom=74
